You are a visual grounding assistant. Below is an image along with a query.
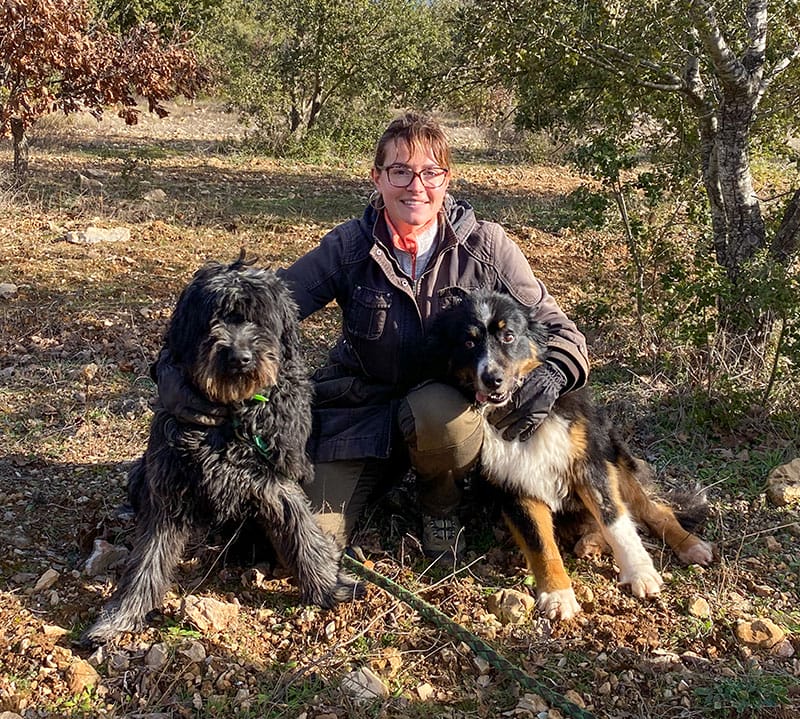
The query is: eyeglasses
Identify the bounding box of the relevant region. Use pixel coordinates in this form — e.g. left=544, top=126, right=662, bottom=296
left=380, top=164, right=449, bottom=189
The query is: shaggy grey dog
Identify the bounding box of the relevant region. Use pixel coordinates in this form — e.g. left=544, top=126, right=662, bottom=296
left=83, top=253, right=361, bottom=644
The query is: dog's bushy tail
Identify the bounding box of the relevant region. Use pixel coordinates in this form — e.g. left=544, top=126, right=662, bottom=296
left=619, top=448, right=711, bottom=533
left=663, top=487, right=710, bottom=533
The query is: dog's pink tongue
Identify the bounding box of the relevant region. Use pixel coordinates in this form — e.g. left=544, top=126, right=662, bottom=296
left=476, top=391, right=489, bottom=404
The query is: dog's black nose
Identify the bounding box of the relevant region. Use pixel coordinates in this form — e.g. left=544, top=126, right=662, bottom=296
left=482, top=372, right=503, bottom=389
left=228, top=349, right=254, bottom=370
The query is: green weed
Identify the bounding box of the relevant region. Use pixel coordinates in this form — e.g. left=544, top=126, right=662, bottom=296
left=693, top=671, right=792, bottom=717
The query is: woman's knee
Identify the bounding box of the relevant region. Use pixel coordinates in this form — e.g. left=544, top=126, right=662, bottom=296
left=398, top=382, right=483, bottom=475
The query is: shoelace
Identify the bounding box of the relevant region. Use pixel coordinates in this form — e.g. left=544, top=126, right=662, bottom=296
left=428, top=517, right=457, bottom=540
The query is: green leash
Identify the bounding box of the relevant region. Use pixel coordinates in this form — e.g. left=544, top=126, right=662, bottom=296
left=342, top=554, right=595, bottom=719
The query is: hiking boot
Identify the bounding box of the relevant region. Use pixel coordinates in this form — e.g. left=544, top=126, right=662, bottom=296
left=421, top=513, right=465, bottom=561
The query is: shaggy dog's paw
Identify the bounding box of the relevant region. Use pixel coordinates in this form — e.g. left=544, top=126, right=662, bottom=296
left=79, top=612, right=140, bottom=647
left=675, top=538, right=714, bottom=566
left=304, top=570, right=365, bottom=609
left=619, top=565, right=664, bottom=598
left=332, top=570, right=366, bottom=603
left=537, top=587, right=582, bottom=621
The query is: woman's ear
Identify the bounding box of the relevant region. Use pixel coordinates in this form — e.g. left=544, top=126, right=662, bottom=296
left=370, top=166, right=381, bottom=187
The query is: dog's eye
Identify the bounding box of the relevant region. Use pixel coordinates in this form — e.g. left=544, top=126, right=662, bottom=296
left=465, top=339, right=475, bottom=349
left=500, top=331, right=515, bottom=344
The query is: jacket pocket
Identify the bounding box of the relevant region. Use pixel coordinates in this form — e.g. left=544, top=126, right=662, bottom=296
left=346, top=286, right=393, bottom=340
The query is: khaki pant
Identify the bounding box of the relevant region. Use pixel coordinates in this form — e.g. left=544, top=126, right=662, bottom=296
left=306, top=382, right=483, bottom=545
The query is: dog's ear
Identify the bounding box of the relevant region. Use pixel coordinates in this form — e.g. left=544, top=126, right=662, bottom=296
left=260, top=272, right=305, bottom=368
left=525, top=307, right=550, bottom=360
left=165, top=279, right=216, bottom=365
left=443, top=286, right=469, bottom=305
left=423, top=301, right=468, bottom=380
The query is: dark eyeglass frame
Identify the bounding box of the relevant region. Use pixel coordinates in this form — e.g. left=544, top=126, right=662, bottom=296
left=379, top=164, right=449, bottom=189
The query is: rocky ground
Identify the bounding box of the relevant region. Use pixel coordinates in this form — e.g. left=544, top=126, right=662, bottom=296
left=0, top=102, right=798, bottom=719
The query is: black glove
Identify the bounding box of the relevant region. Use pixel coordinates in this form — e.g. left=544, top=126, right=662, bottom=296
left=151, top=349, right=229, bottom=426
left=487, top=361, right=567, bottom=441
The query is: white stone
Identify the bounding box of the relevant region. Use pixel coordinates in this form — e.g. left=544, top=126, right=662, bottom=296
left=766, top=458, right=800, bottom=506
left=340, top=667, right=389, bottom=702
left=84, top=539, right=129, bottom=577
left=486, top=588, right=536, bottom=625
left=65, top=226, right=131, bottom=244
left=0, top=283, right=18, bottom=299
left=145, top=642, right=170, bottom=669
left=34, top=568, right=60, bottom=592
left=177, top=640, right=207, bottom=663
left=181, top=595, right=239, bottom=633
left=143, top=189, right=168, bottom=202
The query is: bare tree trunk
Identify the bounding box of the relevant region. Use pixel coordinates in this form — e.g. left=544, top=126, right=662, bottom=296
left=698, top=89, right=775, bottom=347
left=11, top=117, right=29, bottom=182
left=715, top=95, right=765, bottom=282
left=771, top=188, right=800, bottom=262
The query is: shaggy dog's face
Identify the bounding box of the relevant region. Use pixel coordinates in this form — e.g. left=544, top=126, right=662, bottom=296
left=195, top=305, right=280, bottom=405
left=431, top=291, right=548, bottom=407
left=167, top=261, right=291, bottom=405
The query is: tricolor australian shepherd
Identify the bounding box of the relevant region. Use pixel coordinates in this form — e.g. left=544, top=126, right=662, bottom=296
left=426, top=289, right=714, bottom=621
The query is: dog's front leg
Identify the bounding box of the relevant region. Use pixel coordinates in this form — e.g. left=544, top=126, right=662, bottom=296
left=82, top=511, right=188, bottom=645
left=257, top=481, right=363, bottom=609
left=502, top=494, right=581, bottom=621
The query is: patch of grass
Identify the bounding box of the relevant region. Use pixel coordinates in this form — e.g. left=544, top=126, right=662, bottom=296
left=692, top=671, right=793, bottom=718
left=46, top=688, right=105, bottom=717
left=161, top=623, right=203, bottom=640
left=663, top=615, right=715, bottom=647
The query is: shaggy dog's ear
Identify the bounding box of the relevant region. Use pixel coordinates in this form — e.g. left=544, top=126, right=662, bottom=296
left=258, top=271, right=305, bottom=369
left=165, top=275, right=217, bottom=366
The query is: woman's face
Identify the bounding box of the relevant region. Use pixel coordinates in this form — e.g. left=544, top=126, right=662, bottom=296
left=371, top=139, right=450, bottom=235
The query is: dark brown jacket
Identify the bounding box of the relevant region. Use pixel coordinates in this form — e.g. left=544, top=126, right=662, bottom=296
left=279, top=199, right=589, bottom=463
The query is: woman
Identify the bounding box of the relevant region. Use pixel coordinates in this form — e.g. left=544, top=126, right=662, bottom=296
left=161, top=112, right=589, bottom=561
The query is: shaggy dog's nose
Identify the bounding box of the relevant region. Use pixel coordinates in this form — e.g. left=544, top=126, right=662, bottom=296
left=228, top=348, right=253, bottom=370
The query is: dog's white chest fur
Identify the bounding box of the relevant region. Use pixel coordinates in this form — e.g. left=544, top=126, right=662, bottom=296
left=480, top=415, right=573, bottom=511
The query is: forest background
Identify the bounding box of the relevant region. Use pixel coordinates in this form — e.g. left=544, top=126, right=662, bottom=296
left=1, top=1, right=799, bottom=718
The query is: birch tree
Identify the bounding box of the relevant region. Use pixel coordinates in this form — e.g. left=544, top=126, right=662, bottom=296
left=463, top=0, right=800, bottom=339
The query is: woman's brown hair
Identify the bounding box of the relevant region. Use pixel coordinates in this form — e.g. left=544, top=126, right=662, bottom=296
left=373, top=112, right=452, bottom=170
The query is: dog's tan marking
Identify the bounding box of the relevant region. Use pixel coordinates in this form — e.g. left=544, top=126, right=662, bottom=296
left=504, top=497, right=581, bottom=619
left=576, top=462, right=664, bottom=597
left=505, top=497, right=572, bottom=593
left=198, top=357, right=279, bottom=404
left=568, top=418, right=589, bottom=460
left=497, top=319, right=506, bottom=330
left=518, top=350, right=542, bottom=378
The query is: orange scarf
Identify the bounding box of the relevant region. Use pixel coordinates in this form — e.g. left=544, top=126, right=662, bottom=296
left=384, top=211, right=437, bottom=279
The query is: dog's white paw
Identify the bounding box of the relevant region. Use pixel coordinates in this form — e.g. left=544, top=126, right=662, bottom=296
left=619, top=564, right=664, bottom=598
left=537, top=587, right=582, bottom=621
left=675, top=539, right=714, bottom=566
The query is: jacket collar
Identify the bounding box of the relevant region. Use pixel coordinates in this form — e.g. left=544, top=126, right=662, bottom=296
left=362, top=197, right=476, bottom=249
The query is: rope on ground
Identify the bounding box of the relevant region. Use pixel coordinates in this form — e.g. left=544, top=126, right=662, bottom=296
left=342, top=553, right=595, bottom=719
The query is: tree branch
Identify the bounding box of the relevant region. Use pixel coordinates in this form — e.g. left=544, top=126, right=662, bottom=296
left=760, top=44, right=800, bottom=98
left=742, top=0, right=767, bottom=71
left=687, top=0, right=748, bottom=90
